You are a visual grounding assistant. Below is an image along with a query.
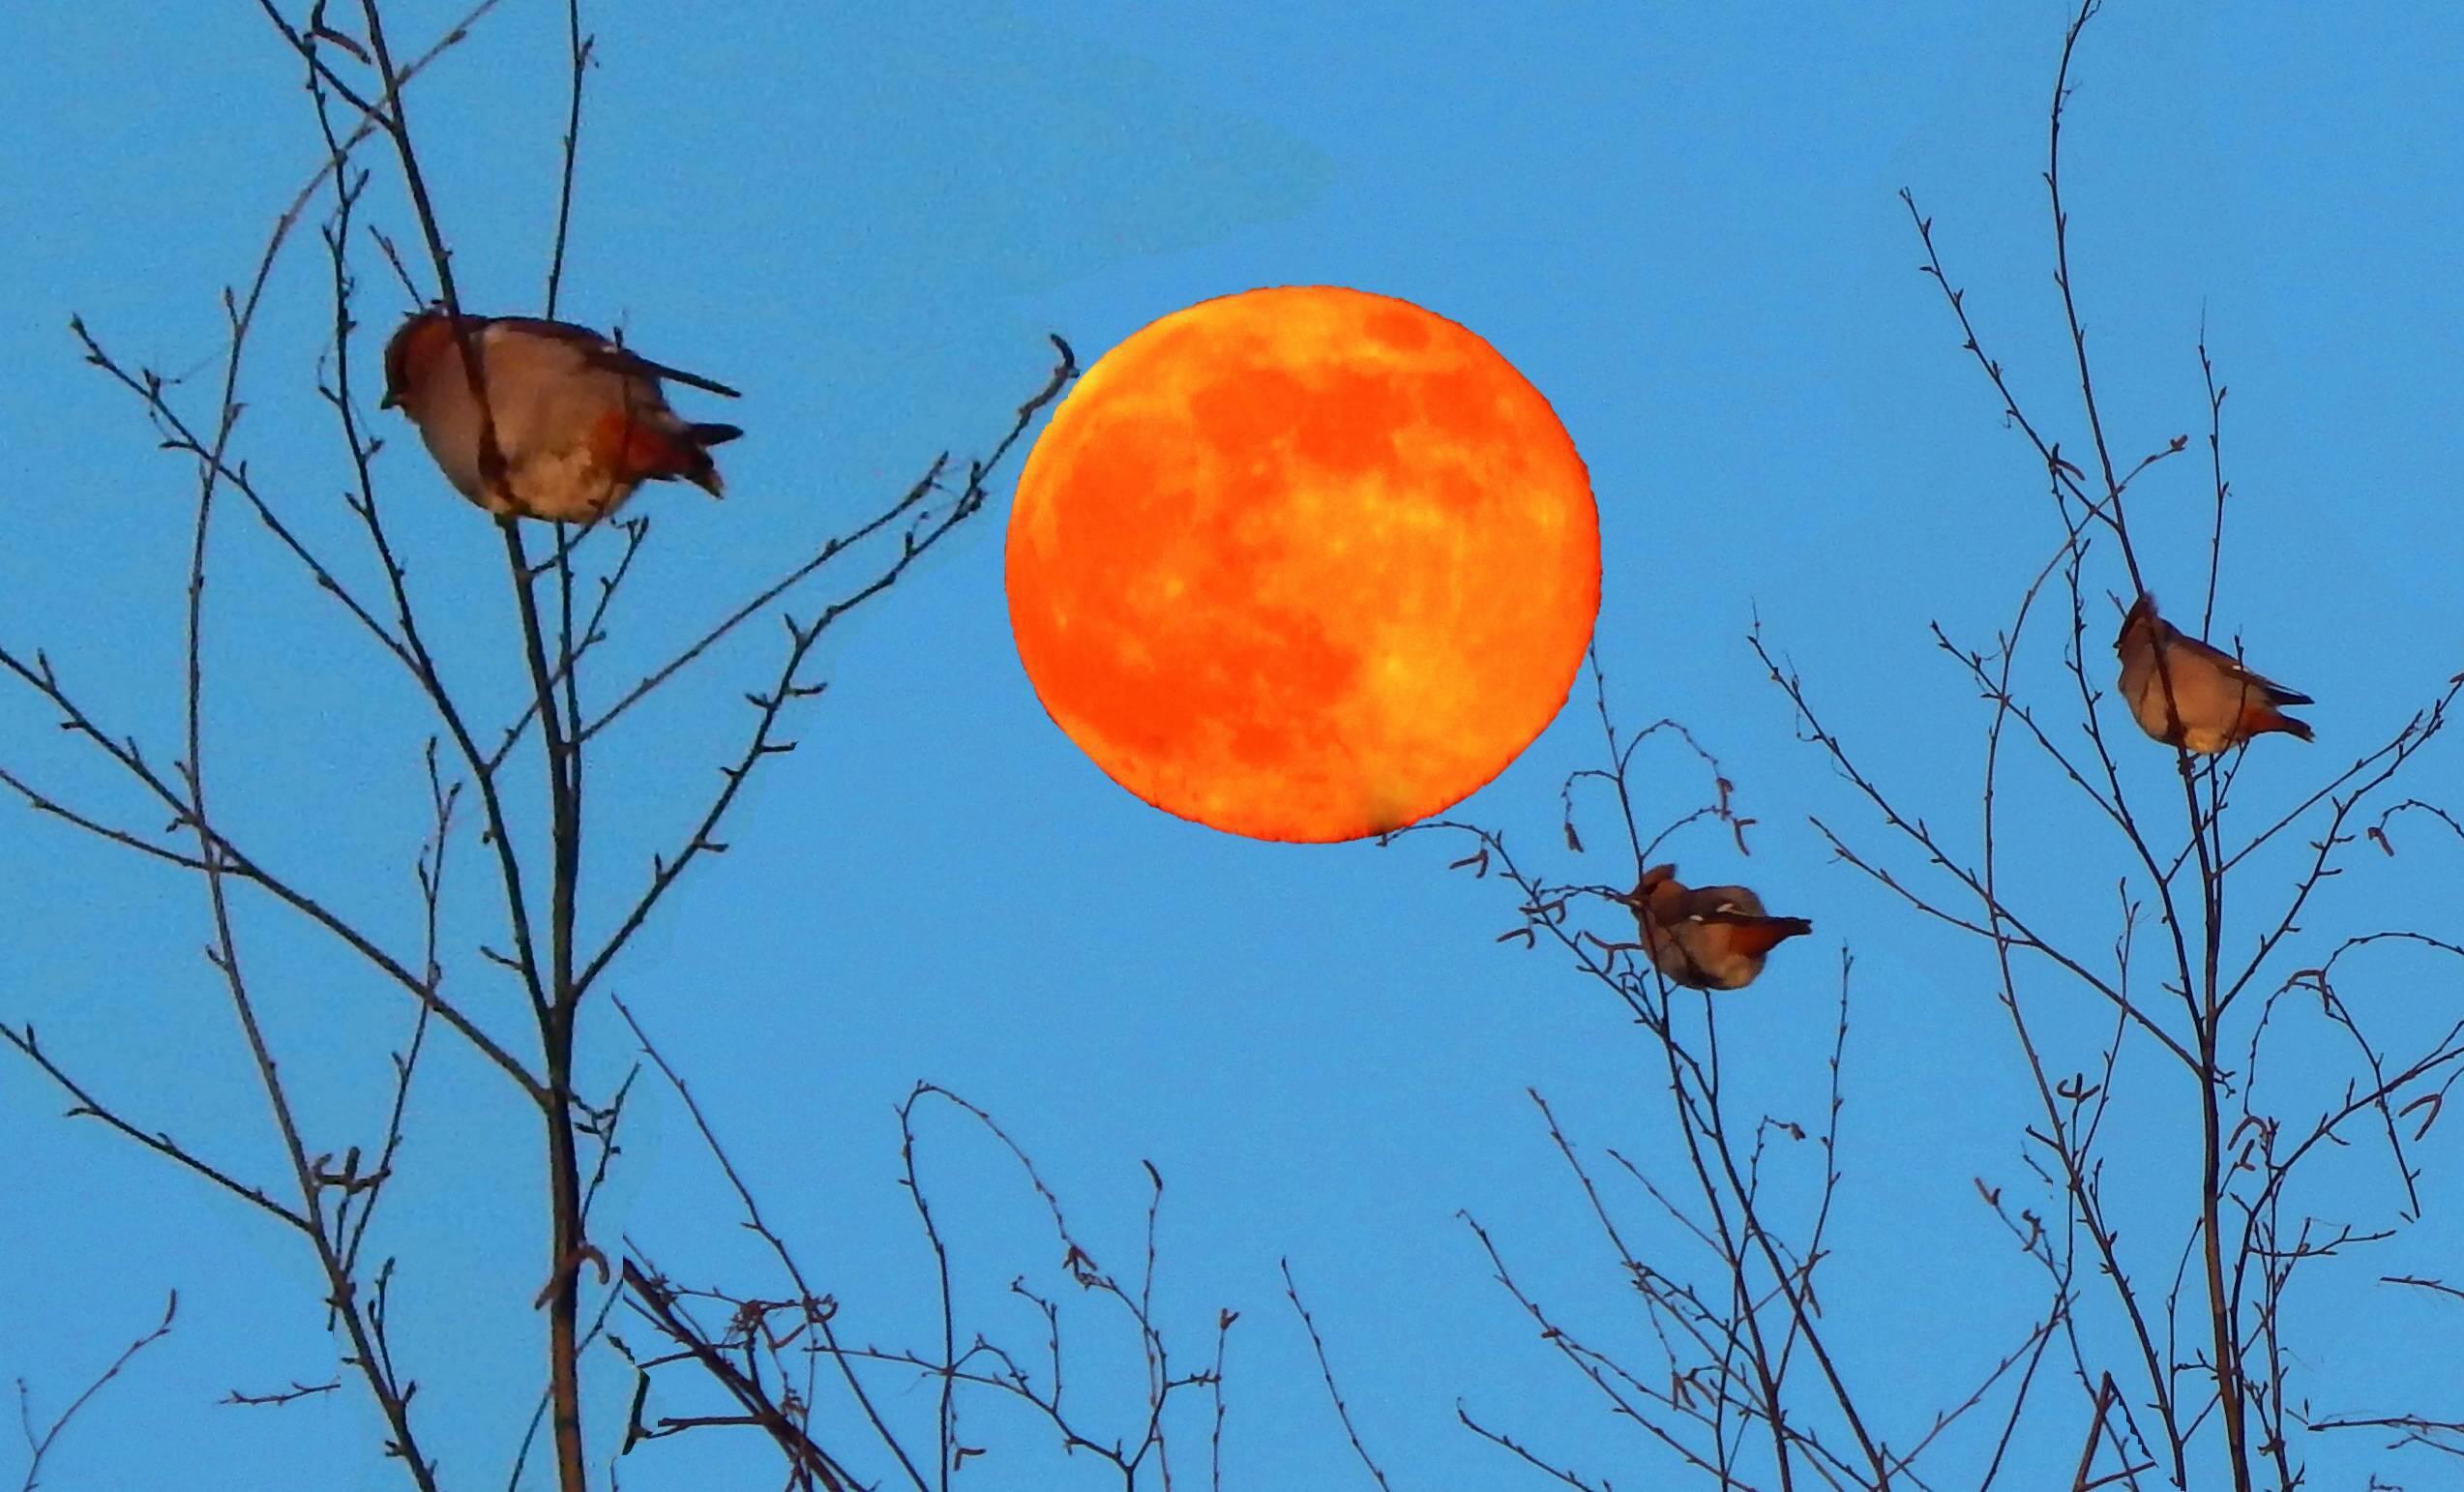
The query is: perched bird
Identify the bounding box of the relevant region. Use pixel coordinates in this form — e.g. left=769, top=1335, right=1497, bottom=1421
left=2113, top=592, right=2312, bottom=754
left=1627, top=863, right=1814, bottom=991
left=380, top=309, right=743, bottom=523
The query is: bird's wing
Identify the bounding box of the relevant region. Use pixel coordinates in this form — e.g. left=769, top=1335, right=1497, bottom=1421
left=489, top=316, right=742, bottom=399
left=2173, top=632, right=2312, bottom=706
left=1689, top=885, right=1767, bottom=919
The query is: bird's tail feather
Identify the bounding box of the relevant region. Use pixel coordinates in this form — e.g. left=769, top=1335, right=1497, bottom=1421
left=1721, top=916, right=1814, bottom=957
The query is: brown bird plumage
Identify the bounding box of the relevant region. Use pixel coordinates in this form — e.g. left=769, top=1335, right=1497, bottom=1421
left=380, top=309, right=743, bottom=523
left=1628, top=863, right=1814, bottom=991
left=2113, top=592, right=2312, bottom=755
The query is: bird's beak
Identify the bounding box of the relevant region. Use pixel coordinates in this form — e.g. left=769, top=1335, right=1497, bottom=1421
left=377, top=390, right=399, bottom=410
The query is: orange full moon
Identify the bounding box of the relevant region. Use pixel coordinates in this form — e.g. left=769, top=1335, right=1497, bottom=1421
left=1005, top=285, right=1600, bottom=844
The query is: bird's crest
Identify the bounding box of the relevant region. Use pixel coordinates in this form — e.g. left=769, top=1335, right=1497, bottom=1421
left=380, top=308, right=460, bottom=410
left=2116, top=590, right=2161, bottom=651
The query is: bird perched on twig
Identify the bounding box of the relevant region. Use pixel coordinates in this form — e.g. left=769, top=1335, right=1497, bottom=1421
left=2113, top=592, right=2312, bottom=755
left=1626, top=863, right=1813, bottom=991
left=380, top=309, right=743, bottom=523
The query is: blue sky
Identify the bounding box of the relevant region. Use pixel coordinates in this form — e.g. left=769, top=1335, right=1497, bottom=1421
left=5, top=2, right=2462, bottom=1487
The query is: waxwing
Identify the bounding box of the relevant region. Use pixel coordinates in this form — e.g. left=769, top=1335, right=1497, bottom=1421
left=1628, top=863, right=1814, bottom=991
left=2113, top=592, right=2312, bottom=755
left=380, top=309, right=743, bottom=523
